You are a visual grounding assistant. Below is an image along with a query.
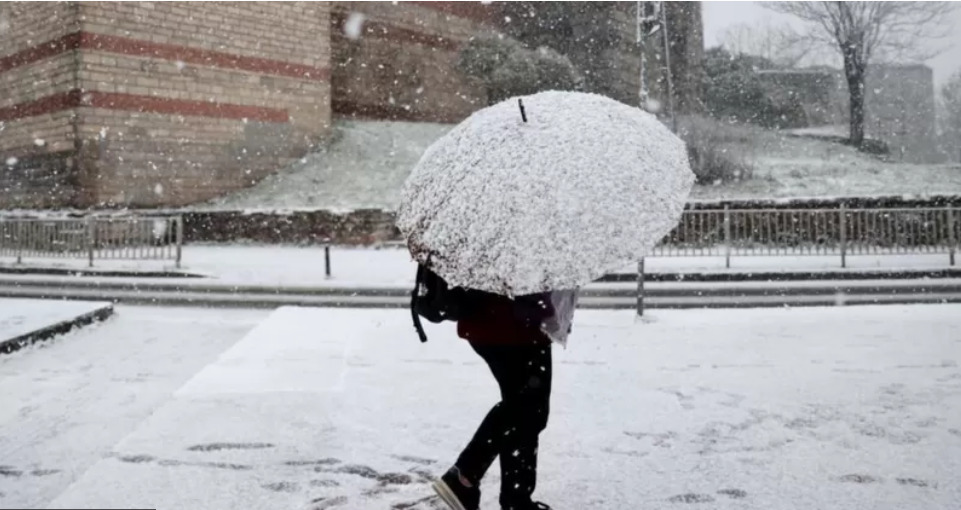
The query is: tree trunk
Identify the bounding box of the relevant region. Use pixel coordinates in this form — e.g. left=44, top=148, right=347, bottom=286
left=841, top=41, right=866, bottom=149
left=847, top=72, right=866, bottom=148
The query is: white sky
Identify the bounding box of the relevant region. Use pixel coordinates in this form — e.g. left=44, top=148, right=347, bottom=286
left=702, top=1, right=961, bottom=88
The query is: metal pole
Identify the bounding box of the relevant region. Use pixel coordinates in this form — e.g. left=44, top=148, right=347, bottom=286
left=636, top=258, right=646, bottom=317
left=86, top=215, right=95, bottom=268
left=948, top=206, right=956, bottom=267
left=723, top=205, right=732, bottom=269
left=175, top=216, right=184, bottom=269
left=16, top=220, right=23, bottom=265
left=636, top=1, right=648, bottom=108
left=660, top=2, right=677, bottom=132
left=325, top=245, right=332, bottom=279
left=839, top=204, right=847, bottom=268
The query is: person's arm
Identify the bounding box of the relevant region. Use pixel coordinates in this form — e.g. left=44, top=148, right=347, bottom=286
left=512, top=292, right=555, bottom=325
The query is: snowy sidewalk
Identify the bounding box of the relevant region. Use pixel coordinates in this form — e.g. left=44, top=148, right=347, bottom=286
left=3, top=246, right=961, bottom=311
left=4, top=305, right=957, bottom=509
left=2, top=245, right=958, bottom=289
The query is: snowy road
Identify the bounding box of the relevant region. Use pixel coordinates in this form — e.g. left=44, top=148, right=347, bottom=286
left=2, top=305, right=960, bottom=509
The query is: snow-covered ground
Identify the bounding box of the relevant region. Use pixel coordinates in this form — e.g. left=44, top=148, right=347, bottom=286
left=0, top=306, right=268, bottom=509
left=785, top=125, right=849, bottom=139
left=207, top=120, right=452, bottom=213
left=694, top=123, right=961, bottom=201
left=0, top=298, right=112, bottom=346
left=2, top=305, right=960, bottom=509
left=200, top=120, right=961, bottom=212
left=1, top=245, right=956, bottom=289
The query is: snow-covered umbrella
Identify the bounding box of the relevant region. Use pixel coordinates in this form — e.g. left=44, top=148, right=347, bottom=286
left=397, top=90, right=695, bottom=296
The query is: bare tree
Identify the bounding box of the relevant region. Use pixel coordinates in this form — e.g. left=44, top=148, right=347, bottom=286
left=767, top=2, right=954, bottom=148
left=718, top=21, right=819, bottom=68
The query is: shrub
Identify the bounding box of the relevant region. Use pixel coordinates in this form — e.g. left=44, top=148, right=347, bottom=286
left=457, top=35, right=584, bottom=104
left=676, top=116, right=755, bottom=185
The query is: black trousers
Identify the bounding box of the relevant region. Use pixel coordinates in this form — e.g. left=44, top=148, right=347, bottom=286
left=456, top=338, right=553, bottom=509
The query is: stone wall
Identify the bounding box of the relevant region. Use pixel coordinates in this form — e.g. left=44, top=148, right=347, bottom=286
left=178, top=195, right=961, bottom=245
left=181, top=208, right=400, bottom=245
left=865, top=64, right=940, bottom=163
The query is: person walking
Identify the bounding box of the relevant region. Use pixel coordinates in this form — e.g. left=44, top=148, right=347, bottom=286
left=433, top=290, right=577, bottom=510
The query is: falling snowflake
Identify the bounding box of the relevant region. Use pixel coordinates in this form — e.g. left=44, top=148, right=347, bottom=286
left=175, top=60, right=186, bottom=71
left=33, top=138, right=45, bottom=147
left=99, top=127, right=108, bottom=138
left=344, top=12, right=366, bottom=40
left=5, top=157, right=18, bottom=166
left=154, top=183, right=164, bottom=196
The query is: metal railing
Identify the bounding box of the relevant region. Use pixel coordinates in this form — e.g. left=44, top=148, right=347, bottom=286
left=653, top=206, right=959, bottom=267
left=0, top=216, right=183, bottom=268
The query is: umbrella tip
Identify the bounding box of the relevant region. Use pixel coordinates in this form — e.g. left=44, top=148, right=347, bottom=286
left=518, top=98, right=527, bottom=123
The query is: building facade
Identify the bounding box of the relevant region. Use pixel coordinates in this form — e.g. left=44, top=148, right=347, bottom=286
left=0, top=1, right=703, bottom=209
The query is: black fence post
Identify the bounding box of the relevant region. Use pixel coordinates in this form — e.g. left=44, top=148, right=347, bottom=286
left=636, top=258, right=645, bottom=317
left=325, top=245, right=332, bottom=279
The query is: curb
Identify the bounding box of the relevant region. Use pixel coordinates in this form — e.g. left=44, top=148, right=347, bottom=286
left=0, top=285, right=959, bottom=311
left=3, top=266, right=959, bottom=283
left=600, top=267, right=961, bottom=282
left=0, top=266, right=205, bottom=279
left=0, top=304, right=115, bottom=355
left=3, top=277, right=961, bottom=298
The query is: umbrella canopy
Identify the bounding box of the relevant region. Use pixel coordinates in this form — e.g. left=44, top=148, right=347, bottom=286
left=397, top=91, right=695, bottom=296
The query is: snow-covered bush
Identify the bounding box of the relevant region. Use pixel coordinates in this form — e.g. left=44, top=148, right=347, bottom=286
left=676, top=116, right=755, bottom=185
left=457, top=35, right=584, bottom=104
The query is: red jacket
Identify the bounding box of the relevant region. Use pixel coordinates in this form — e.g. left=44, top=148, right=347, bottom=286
left=457, top=293, right=553, bottom=345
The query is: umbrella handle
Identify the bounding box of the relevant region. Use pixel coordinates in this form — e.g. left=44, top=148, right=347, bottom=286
left=518, top=99, right=527, bottom=123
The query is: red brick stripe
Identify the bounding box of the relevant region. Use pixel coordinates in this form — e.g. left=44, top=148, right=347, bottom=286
left=0, top=90, right=82, bottom=122
left=0, top=32, right=82, bottom=73
left=84, top=91, right=289, bottom=122
left=77, top=32, right=329, bottom=81
left=0, top=89, right=288, bottom=123
left=0, top=31, right=329, bottom=81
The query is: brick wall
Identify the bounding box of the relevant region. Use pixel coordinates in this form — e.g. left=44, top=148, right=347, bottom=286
left=330, top=1, right=491, bottom=123
left=1, top=1, right=332, bottom=209
left=0, top=2, right=79, bottom=207
left=72, top=1, right=332, bottom=207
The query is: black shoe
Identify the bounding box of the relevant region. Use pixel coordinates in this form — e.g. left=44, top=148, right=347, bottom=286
left=507, top=502, right=552, bottom=510
left=432, top=467, right=480, bottom=510
left=503, top=502, right=552, bottom=510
